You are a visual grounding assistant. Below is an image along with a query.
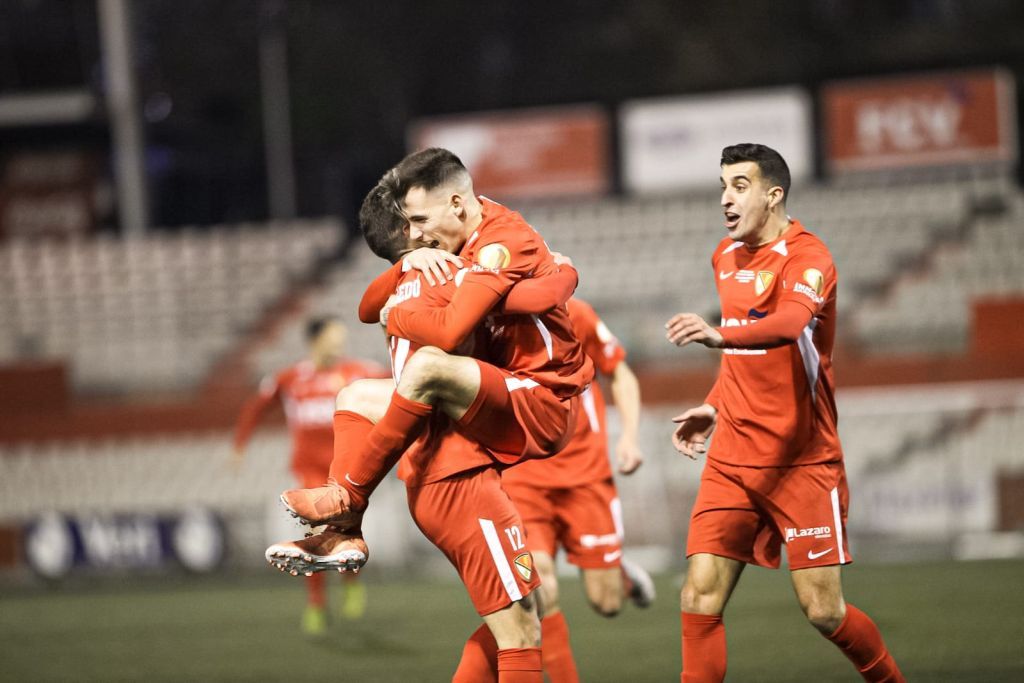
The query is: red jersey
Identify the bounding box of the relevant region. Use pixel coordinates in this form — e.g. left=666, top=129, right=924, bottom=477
left=705, top=219, right=843, bottom=467
left=503, top=297, right=626, bottom=487
left=386, top=197, right=593, bottom=399
left=233, top=359, right=386, bottom=474
left=387, top=267, right=496, bottom=487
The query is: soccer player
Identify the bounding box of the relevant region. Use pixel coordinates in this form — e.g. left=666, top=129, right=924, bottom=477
left=500, top=296, right=655, bottom=681
left=270, top=150, right=594, bottom=682
left=232, top=316, right=385, bottom=634
left=666, top=143, right=904, bottom=682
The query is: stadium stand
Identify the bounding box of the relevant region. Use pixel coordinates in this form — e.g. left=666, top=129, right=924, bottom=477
left=255, top=173, right=1015, bottom=373
left=0, top=220, right=341, bottom=393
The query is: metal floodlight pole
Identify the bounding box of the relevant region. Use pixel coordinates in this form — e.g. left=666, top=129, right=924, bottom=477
left=97, top=0, right=149, bottom=237
left=259, top=0, right=297, bottom=220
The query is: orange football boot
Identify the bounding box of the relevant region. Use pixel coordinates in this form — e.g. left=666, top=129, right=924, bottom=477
left=266, top=527, right=369, bottom=576
left=280, top=478, right=363, bottom=527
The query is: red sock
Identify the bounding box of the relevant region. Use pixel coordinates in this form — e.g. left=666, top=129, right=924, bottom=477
left=328, top=394, right=432, bottom=505
left=681, top=612, right=726, bottom=683
left=541, top=612, right=579, bottom=682
left=497, top=648, right=542, bottom=683
left=825, top=604, right=905, bottom=682
left=306, top=572, right=325, bottom=608
left=452, top=624, right=498, bottom=683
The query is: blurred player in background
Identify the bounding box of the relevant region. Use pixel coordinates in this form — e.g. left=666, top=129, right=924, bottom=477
left=233, top=316, right=386, bottom=635
left=667, top=144, right=904, bottom=682
left=500, top=295, right=655, bottom=682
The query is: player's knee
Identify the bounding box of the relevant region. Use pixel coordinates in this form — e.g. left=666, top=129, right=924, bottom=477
left=587, top=587, right=622, bottom=618
left=398, top=346, right=451, bottom=390
left=335, top=380, right=373, bottom=413
left=802, top=600, right=845, bottom=635
left=680, top=573, right=723, bottom=614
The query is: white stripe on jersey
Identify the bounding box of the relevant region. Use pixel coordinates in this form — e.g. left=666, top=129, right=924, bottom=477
left=796, top=318, right=820, bottom=400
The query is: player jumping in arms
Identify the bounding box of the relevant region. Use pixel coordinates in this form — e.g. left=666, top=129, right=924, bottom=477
left=232, top=316, right=385, bottom=635
left=499, top=296, right=655, bottom=682
left=666, top=143, right=904, bottom=682
left=268, top=149, right=594, bottom=682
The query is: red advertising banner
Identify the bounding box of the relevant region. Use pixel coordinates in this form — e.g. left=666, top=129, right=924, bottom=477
left=823, top=69, right=1017, bottom=172
left=408, top=106, right=610, bottom=200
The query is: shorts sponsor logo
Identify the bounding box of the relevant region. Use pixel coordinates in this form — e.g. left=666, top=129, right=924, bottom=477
left=513, top=552, right=533, bottom=581
left=785, top=525, right=832, bottom=543
left=755, top=270, right=775, bottom=295
left=476, top=243, right=512, bottom=271
left=580, top=533, right=619, bottom=548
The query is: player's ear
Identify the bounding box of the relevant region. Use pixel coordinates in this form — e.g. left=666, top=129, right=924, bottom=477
left=768, top=185, right=784, bottom=209
left=450, top=192, right=465, bottom=218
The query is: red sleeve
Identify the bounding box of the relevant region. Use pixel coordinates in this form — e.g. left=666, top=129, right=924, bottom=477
left=499, top=265, right=578, bottom=314
left=705, top=376, right=722, bottom=410
left=232, top=374, right=281, bottom=450
left=359, top=261, right=404, bottom=324
left=386, top=280, right=503, bottom=352
left=717, top=300, right=814, bottom=349
left=779, top=243, right=836, bottom=316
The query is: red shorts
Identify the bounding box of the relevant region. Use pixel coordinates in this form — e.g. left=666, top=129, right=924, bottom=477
left=407, top=466, right=540, bottom=616
left=687, top=459, right=852, bottom=570
left=457, top=360, right=579, bottom=464
left=503, top=477, right=623, bottom=569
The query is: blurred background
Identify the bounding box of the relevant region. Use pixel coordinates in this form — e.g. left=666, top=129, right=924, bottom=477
left=1, top=1, right=1023, bottom=680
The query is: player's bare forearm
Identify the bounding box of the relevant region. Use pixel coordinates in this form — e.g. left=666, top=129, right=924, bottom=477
left=611, top=362, right=643, bottom=473
left=665, top=313, right=724, bottom=348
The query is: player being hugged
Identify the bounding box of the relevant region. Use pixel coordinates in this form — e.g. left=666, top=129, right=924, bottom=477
left=666, top=144, right=905, bottom=683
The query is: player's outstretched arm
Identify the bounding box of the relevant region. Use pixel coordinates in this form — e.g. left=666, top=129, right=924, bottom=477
left=385, top=279, right=503, bottom=351
left=499, top=264, right=578, bottom=314
left=611, top=360, right=644, bottom=474
left=231, top=378, right=280, bottom=468
left=358, top=249, right=466, bottom=324
left=671, top=404, right=717, bottom=461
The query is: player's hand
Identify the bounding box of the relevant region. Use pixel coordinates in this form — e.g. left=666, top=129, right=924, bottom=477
left=671, top=404, right=717, bottom=460
left=551, top=251, right=574, bottom=268
left=665, top=313, right=724, bottom=348
left=380, top=294, right=398, bottom=328
left=615, top=437, right=643, bottom=475
left=403, top=248, right=463, bottom=286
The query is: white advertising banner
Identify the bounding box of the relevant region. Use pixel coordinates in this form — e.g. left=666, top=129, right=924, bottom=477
left=621, top=87, right=813, bottom=194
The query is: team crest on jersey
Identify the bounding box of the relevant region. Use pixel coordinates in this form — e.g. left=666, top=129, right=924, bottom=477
left=476, top=243, right=511, bottom=271
left=755, top=270, right=775, bottom=295
left=513, top=552, right=533, bottom=581
left=803, top=268, right=824, bottom=295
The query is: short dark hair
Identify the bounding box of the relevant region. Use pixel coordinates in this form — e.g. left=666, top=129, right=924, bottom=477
left=358, top=181, right=407, bottom=263
left=380, top=147, right=468, bottom=202
left=305, top=316, right=339, bottom=343
left=721, top=143, right=791, bottom=203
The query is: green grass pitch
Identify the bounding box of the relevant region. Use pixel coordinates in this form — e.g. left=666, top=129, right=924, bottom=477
left=2, top=559, right=1022, bottom=681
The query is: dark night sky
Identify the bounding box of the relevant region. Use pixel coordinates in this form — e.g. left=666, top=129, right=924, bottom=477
left=2, top=0, right=1024, bottom=229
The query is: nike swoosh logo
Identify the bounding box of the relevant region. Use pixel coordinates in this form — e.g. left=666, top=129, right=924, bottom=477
left=807, top=547, right=834, bottom=560
left=719, top=271, right=734, bottom=280
left=603, top=550, right=622, bottom=563
left=344, top=473, right=365, bottom=487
